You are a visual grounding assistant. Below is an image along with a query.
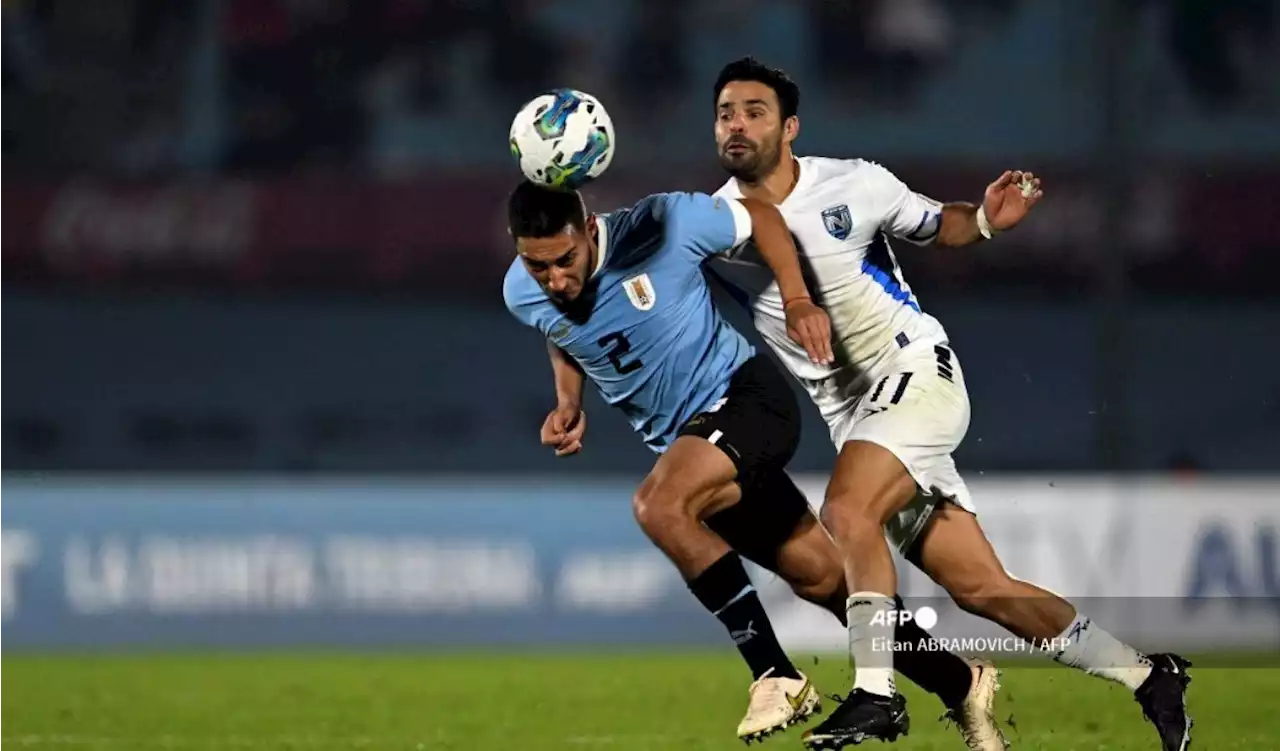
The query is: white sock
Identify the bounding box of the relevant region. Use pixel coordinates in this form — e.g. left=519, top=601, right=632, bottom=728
left=1051, top=612, right=1153, bottom=690
left=847, top=592, right=897, bottom=697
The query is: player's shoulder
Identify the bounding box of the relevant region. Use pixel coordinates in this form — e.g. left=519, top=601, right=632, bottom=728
left=600, top=194, right=670, bottom=251
left=603, top=192, right=667, bottom=227
left=798, top=155, right=895, bottom=184
left=637, top=190, right=722, bottom=215
left=608, top=191, right=722, bottom=231
left=502, top=258, right=546, bottom=319
left=794, top=156, right=906, bottom=208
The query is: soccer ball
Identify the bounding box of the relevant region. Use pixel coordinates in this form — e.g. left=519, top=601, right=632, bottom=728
left=509, top=89, right=615, bottom=190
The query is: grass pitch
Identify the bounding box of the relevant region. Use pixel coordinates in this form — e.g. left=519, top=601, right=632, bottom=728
left=4, top=651, right=1275, bottom=750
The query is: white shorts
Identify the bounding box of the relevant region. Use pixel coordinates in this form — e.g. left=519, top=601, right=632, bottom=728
left=804, top=340, right=977, bottom=553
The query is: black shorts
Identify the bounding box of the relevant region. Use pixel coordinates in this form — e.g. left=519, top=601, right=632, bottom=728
left=676, top=354, right=802, bottom=482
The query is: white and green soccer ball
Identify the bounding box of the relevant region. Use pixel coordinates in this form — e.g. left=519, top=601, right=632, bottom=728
left=509, top=88, right=615, bottom=190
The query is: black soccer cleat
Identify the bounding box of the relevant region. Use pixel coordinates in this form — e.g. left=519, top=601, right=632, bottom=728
left=802, top=689, right=908, bottom=749
left=1135, top=653, right=1193, bottom=751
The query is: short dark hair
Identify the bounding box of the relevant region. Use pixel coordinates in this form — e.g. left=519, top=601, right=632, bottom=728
left=507, top=180, right=587, bottom=238
left=713, top=57, right=800, bottom=120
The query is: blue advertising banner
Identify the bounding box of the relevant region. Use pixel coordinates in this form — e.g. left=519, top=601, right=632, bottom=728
left=4, top=475, right=1277, bottom=653
left=2, top=476, right=723, bottom=649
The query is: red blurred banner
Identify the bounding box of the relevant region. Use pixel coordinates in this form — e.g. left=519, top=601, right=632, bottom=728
left=5, top=167, right=1277, bottom=294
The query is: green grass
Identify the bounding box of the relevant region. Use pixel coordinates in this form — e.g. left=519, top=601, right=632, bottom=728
left=3, top=651, right=1276, bottom=750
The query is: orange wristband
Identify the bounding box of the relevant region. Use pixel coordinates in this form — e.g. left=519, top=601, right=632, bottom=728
left=782, top=296, right=811, bottom=309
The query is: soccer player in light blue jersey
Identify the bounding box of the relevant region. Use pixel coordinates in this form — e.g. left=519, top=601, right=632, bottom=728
left=503, top=181, right=988, bottom=743
left=503, top=180, right=843, bottom=739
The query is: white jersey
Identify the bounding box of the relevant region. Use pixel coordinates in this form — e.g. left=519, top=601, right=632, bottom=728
left=713, top=156, right=974, bottom=554
left=710, top=156, right=950, bottom=391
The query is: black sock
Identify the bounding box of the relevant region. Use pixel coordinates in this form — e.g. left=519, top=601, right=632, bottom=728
left=688, top=553, right=800, bottom=680
left=892, top=595, right=973, bottom=709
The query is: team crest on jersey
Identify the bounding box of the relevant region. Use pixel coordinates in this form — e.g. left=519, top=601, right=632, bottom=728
left=623, top=273, right=657, bottom=311
left=549, top=320, right=571, bottom=342
left=822, top=204, right=853, bottom=240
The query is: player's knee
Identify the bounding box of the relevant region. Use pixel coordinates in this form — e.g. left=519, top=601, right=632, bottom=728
left=819, top=493, right=879, bottom=540
left=825, top=446, right=920, bottom=526
left=827, top=485, right=919, bottom=530
left=631, top=488, right=662, bottom=536
left=817, top=499, right=847, bottom=538
left=631, top=478, right=687, bottom=538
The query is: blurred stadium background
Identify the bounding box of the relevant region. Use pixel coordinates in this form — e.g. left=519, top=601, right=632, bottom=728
left=3, top=0, right=1279, bottom=748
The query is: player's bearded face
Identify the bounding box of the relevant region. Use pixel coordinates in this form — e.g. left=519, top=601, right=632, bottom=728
left=517, top=223, right=595, bottom=304
left=715, top=83, right=785, bottom=181
left=718, top=128, right=781, bottom=181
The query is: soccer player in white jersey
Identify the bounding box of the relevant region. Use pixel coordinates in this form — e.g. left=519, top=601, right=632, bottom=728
left=706, top=57, right=1193, bottom=751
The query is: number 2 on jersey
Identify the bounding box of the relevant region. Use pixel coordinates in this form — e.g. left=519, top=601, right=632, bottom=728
left=598, top=332, right=642, bottom=374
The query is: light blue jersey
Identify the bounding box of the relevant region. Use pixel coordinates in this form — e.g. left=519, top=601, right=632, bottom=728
left=504, top=192, right=755, bottom=452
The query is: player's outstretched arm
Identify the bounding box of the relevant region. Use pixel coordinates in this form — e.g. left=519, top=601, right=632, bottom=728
left=542, top=341, right=587, bottom=456
left=737, top=198, right=835, bottom=365
left=936, top=170, right=1044, bottom=247
left=736, top=197, right=812, bottom=305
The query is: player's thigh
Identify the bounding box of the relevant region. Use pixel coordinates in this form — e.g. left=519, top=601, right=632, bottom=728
left=881, top=452, right=977, bottom=556
left=826, top=345, right=972, bottom=524
left=637, top=435, right=740, bottom=521
left=825, top=440, right=920, bottom=527
left=646, top=354, right=802, bottom=527
left=906, top=500, right=1011, bottom=600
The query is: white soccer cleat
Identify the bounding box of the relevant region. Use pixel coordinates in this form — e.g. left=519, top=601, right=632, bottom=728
left=737, top=668, right=821, bottom=744
left=945, top=658, right=1009, bottom=751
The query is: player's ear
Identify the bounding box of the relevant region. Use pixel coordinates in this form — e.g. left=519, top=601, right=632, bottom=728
left=783, top=115, right=799, bottom=145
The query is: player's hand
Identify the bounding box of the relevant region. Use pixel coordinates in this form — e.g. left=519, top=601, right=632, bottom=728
left=784, top=298, right=835, bottom=365
left=982, top=170, right=1044, bottom=231
left=541, top=403, right=586, bottom=456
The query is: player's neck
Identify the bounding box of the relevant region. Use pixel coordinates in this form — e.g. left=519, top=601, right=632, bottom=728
left=736, top=155, right=800, bottom=205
